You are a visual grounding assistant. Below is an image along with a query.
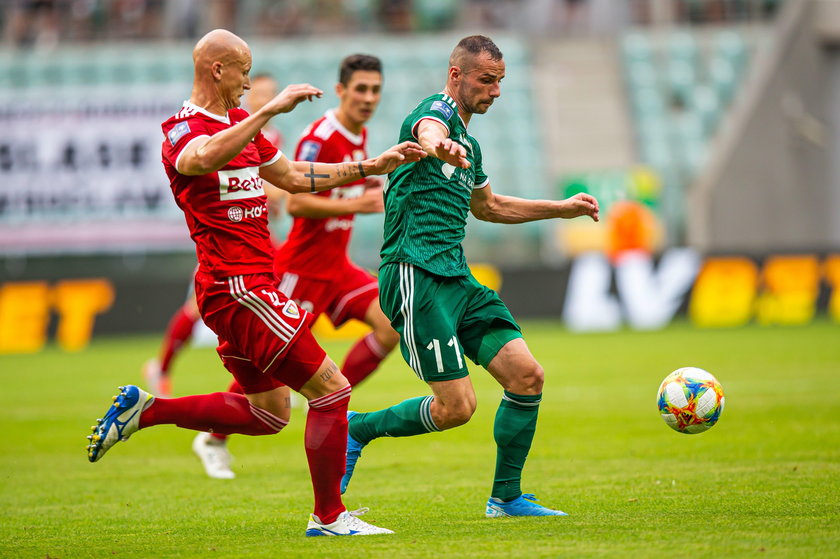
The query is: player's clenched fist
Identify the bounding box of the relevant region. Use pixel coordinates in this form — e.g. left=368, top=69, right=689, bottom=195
left=559, top=192, right=600, bottom=222
left=264, top=84, right=324, bottom=115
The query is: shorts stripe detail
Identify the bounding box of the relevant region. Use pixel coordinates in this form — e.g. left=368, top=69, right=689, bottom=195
left=229, top=276, right=296, bottom=341
left=278, top=272, right=299, bottom=297
left=329, top=282, right=378, bottom=323
left=249, top=403, right=289, bottom=431
left=502, top=394, right=542, bottom=406
left=235, top=276, right=297, bottom=339
left=399, top=263, right=422, bottom=379
left=308, top=385, right=352, bottom=409
left=419, top=395, right=440, bottom=432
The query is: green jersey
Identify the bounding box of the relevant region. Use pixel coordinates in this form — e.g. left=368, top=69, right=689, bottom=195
left=380, top=93, right=489, bottom=277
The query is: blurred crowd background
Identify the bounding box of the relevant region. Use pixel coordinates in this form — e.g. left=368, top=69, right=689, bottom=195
left=2, top=0, right=839, bottom=346
left=2, top=0, right=783, bottom=46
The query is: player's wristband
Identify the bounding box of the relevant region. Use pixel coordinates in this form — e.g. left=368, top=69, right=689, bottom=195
left=358, top=162, right=366, bottom=178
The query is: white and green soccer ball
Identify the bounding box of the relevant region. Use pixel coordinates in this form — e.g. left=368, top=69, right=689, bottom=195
left=657, top=367, right=725, bottom=434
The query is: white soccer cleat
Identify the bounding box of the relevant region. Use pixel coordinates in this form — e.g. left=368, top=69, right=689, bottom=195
left=192, top=432, right=235, bottom=479
left=142, top=358, right=171, bottom=397
left=305, top=508, right=394, bottom=537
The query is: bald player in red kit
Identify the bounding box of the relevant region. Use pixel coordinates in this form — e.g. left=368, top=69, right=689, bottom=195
left=85, top=29, right=425, bottom=537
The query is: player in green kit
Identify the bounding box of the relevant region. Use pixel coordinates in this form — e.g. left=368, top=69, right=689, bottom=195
left=341, top=35, right=600, bottom=517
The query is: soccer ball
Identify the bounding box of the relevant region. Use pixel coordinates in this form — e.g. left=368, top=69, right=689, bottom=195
left=657, top=367, right=725, bottom=434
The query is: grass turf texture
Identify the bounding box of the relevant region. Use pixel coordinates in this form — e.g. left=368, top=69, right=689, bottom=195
left=1, top=321, right=838, bottom=558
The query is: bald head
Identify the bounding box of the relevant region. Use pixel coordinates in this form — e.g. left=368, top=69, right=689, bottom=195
left=448, top=35, right=503, bottom=73
left=189, top=29, right=254, bottom=113
left=193, top=29, right=250, bottom=72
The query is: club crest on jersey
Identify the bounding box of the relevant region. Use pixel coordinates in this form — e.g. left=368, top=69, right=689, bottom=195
left=167, top=121, right=190, bottom=146
left=298, top=140, right=322, bottom=162
left=431, top=100, right=454, bottom=120
left=282, top=300, right=300, bottom=319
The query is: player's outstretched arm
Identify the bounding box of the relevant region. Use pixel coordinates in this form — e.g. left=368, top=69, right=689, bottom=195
left=470, top=186, right=600, bottom=224
left=260, top=142, right=425, bottom=194
left=176, top=84, right=323, bottom=176
left=286, top=186, right=384, bottom=218
left=415, top=119, right=470, bottom=169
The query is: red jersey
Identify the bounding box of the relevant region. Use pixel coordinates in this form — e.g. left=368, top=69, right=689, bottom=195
left=161, top=102, right=282, bottom=278
left=274, top=110, right=367, bottom=279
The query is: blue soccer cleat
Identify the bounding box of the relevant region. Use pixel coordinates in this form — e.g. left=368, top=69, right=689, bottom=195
left=340, top=411, right=367, bottom=494
left=305, top=508, right=393, bottom=537
left=485, top=493, right=568, bottom=517
left=86, top=385, right=153, bottom=463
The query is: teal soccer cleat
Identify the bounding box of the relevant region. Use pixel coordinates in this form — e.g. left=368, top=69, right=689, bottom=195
left=485, top=493, right=568, bottom=517
left=340, top=411, right=366, bottom=494
left=86, top=385, right=153, bottom=463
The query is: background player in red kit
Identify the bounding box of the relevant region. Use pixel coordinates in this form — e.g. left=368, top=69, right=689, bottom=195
left=143, top=72, right=286, bottom=399
left=85, top=29, right=425, bottom=537
left=275, top=54, right=399, bottom=389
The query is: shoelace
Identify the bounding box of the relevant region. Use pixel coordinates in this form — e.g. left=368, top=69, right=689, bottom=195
left=347, top=507, right=370, bottom=517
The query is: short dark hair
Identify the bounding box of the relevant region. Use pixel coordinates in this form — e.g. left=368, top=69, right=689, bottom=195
left=339, top=54, right=383, bottom=85
left=450, top=35, right=503, bottom=68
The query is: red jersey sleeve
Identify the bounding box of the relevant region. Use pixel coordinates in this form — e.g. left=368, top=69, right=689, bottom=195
left=254, top=129, right=282, bottom=166
left=162, top=116, right=212, bottom=171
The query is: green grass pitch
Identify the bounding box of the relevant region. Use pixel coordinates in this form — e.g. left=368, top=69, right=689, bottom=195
left=1, top=321, right=838, bottom=558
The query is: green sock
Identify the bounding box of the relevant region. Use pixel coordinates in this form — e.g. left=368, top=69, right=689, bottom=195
left=350, top=395, right=440, bottom=445
left=491, top=391, right=541, bottom=502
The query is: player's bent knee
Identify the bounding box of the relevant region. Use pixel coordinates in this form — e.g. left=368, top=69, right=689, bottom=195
left=511, top=363, right=545, bottom=394
left=437, top=400, right=476, bottom=429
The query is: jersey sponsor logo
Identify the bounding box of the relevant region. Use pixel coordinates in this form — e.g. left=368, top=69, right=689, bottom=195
left=298, top=140, right=322, bottom=162
left=218, top=167, right=265, bottom=201
left=167, top=121, right=191, bottom=146
left=431, top=100, right=454, bottom=120
left=228, top=206, right=244, bottom=222
left=228, top=203, right=268, bottom=222
left=325, top=217, right=354, bottom=232
left=282, top=300, right=300, bottom=319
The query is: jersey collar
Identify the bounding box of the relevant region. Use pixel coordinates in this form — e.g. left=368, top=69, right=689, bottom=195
left=439, top=92, right=467, bottom=128
left=182, top=101, right=231, bottom=124
left=325, top=109, right=364, bottom=146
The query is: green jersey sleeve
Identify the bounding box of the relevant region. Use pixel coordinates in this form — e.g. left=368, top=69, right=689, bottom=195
left=471, top=137, right=489, bottom=189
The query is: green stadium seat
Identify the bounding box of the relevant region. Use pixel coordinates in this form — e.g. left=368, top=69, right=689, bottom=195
left=621, top=33, right=654, bottom=65
left=688, top=85, right=722, bottom=137
left=667, top=31, right=699, bottom=66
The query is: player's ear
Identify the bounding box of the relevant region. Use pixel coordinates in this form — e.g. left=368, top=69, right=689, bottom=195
left=211, top=61, right=224, bottom=81
left=335, top=82, right=345, bottom=98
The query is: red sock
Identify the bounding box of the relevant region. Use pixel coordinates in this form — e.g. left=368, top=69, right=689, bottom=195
left=160, top=305, right=198, bottom=374
left=305, top=385, right=352, bottom=524
left=341, top=333, right=388, bottom=387
left=210, top=381, right=246, bottom=442
left=139, top=392, right=287, bottom=435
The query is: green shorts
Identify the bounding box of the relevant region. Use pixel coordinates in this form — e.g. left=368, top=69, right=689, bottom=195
left=379, top=262, right=522, bottom=382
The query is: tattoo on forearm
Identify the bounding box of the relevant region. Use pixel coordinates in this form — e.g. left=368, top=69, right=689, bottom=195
left=304, top=163, right=329, bottom=193
left=357, top=162, right=366, bottom=177
left=319, top=363, right=338, bottom=383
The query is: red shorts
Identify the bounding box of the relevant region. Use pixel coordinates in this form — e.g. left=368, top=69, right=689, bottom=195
left=194, top=271, right=326, bottom=392
left=276, top=262, right=379, bottom=327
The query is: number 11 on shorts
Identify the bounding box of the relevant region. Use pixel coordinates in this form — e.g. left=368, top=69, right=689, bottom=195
left=427, top=336, right=464, bottom=373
